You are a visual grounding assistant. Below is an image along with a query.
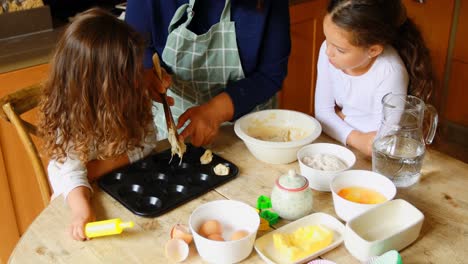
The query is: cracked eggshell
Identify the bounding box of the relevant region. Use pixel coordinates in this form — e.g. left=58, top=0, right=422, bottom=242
left=165, top=239, right=189, bottom=262
left=170, top=224, right=193, bottom=244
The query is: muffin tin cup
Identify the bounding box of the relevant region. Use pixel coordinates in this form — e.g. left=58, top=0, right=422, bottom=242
left=98, top=144, right=239, bottom=217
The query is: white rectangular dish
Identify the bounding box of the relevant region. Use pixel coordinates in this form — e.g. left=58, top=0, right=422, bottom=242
left=254, top=212, right=345, bottom=264
left=344, top=199, right=424, bottom=261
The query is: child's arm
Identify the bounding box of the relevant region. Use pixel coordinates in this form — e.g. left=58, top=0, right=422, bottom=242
left=346, top=130, right=377, bottom=157
left=87, top=154, right=130, bottom=182
left=315, top=42, right=355, bottom=144
left=67, top=186, right=94, bottom=241
left=48, top=156, right=94, bottom=240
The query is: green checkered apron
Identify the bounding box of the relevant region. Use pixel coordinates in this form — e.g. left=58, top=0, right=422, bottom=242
left=155, top=0, right=274, bottom=138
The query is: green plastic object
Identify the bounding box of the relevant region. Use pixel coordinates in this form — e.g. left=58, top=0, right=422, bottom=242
left=260, top=210, right=279, bottom=225
left=257, top=195, right=272, bottom=210
left=367, top=250, right=402, bottom=264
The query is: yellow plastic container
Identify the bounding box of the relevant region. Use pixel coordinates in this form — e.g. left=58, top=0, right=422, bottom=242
left=85, top=218, right=134, bottom=238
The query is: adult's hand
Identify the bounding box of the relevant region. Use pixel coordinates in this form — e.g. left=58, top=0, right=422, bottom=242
left=143, top=68, right=174, bottom=105
left=177, top=92, right=234, bottom=146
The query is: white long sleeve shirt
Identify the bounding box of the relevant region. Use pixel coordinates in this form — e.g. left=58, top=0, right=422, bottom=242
left=48, top=124, right=158, bottom=200
left=314, top=41, right=409, bottom=144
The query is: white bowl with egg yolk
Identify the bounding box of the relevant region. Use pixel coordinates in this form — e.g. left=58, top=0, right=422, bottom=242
left=234, top=109, right=322, bottom=164
left=330, top=170, right=397, bottom=222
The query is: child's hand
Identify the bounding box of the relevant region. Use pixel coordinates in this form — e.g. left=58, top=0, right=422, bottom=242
left=144, top=68, right=174, bottom=105
left=70, top=208, right=95, bottom=241
left=67, top=186, right=94, bottom=241
left=346, top=130, right=377, bottom=157
left=335, top=105, right=345, bottom=120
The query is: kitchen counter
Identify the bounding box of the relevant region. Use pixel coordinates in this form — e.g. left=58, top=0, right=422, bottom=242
left=8, top=124, right=468, bottom=263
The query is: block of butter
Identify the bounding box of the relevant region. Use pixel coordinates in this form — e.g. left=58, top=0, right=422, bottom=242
left=273, top=225, right=333, bottom=261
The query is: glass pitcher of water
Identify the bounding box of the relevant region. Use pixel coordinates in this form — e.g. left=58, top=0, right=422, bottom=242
left=372, top=93, right=438, bottom=187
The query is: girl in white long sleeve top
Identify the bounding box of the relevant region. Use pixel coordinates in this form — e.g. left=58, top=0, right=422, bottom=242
left=315, top=0, right=435, bottom=156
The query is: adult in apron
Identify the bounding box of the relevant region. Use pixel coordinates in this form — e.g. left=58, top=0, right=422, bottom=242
left=154, top=0, right=274, bottom=139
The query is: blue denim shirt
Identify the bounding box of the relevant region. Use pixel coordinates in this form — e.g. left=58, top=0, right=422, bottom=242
left=125, top=0, right=291, bottom=119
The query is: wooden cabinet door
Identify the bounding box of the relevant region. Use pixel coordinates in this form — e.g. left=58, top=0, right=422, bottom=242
left=0, top=64, right=49, bottom=262
left=446, top=0, right=468, bottom=126
left=279, top=0, right=327, bottom=116
left=402, top=0, right=468, bottom=162
left=402, top=0, right=455, bottom=114
left=441, top=0, right=468, bottom=162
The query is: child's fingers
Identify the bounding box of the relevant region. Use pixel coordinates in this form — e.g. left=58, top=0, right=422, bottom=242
left=77, top=225, right=87, bottom=240
left=166, top=96, right=175, bottom=106
left=70, top=223, right=87, bottom=241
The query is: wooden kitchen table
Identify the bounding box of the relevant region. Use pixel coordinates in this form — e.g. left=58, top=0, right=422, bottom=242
left=8, top=125, right=468, bottom=264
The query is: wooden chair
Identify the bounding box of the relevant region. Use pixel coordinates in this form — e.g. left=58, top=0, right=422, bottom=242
left=0, top=84, right=50, bottom=206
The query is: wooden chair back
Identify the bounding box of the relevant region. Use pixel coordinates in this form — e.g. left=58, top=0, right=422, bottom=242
left=0, top=84, right=50, bottom=206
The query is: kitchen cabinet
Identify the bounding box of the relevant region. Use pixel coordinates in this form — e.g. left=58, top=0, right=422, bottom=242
left=403, top=0, right=467, bottom=162
left=279, top=0, right=327, bottom=116
left=439, top=0, right=468, bottom=162
left=0, top=64, right=49, bottom=263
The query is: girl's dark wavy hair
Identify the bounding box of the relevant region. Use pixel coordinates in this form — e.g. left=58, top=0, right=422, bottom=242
left=39, top=8, right=154, bottom=162
left=327, top=0, right=435, bottom=102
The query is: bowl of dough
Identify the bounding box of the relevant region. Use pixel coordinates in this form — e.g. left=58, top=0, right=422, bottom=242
left=297, top=143, right=356, bottom=192
left=234, top=109, right=322, bottom=164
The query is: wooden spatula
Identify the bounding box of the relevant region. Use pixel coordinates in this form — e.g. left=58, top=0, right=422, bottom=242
left=152, top=53, right=186, bottom=162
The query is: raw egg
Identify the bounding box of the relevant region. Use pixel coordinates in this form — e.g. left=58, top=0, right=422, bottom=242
left=198, top=220, right=222, bottom=237
left=338, top=186, right=387, bottom=204
left=230, top=230, right=249, bottom=241
left=170, top=224, right=193, bottom=244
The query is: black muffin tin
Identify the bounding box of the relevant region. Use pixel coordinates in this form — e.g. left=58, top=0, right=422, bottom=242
left=98, top=145, right=238, bottom=217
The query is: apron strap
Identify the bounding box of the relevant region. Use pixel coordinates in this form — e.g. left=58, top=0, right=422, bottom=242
left=168, top=0, right=232, bottom=33
left=220, top=0, right=232, bottom=22
left=167, top=0, right=196, bottom=33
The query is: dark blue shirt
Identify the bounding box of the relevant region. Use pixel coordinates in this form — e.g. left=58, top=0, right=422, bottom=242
left=126, top=0, right=291, bottom=119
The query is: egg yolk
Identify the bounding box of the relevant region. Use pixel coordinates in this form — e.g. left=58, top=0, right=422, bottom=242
left=338, top=186, right=387, bottom=204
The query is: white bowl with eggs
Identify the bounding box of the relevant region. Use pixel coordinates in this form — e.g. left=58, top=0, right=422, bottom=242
left=189, top=200, right=260, bottom=264
left=234, top=109, right=322, bottom=164
left=330, top=170, right=397, bottom=222
left=297, top=143, right=356, bottom=192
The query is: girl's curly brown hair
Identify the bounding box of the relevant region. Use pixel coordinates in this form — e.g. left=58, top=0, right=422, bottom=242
left=39, top=8, right=154, bottom=163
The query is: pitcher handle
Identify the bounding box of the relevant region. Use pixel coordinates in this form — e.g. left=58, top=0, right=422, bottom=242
left=424, top=104, right=438, bottom=144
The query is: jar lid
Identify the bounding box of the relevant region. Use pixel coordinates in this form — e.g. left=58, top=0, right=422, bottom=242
left=276, top=169, right=309, bottom=192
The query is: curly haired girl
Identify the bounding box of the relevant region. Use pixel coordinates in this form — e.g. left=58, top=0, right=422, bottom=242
left=39, top=8, right=167, bottom=240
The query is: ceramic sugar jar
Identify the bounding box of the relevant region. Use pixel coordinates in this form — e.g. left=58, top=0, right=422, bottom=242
left=271, top=169, right=313, bottom=220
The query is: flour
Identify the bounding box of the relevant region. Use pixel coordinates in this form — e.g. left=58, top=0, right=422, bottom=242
left=302, top=154, right=347, bottom=171
left=248, top=126, right=307, bottom=142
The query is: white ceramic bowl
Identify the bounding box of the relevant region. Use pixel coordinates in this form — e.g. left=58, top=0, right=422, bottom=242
left=330, top=170, right=397, bottom=222
left=189, top=200, right=260, bottom=264
left=344, top=199, right=424, bottom=261
left=297, top=143, right=356, bottom=192
left=234, top=109, right=321, bottom=164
